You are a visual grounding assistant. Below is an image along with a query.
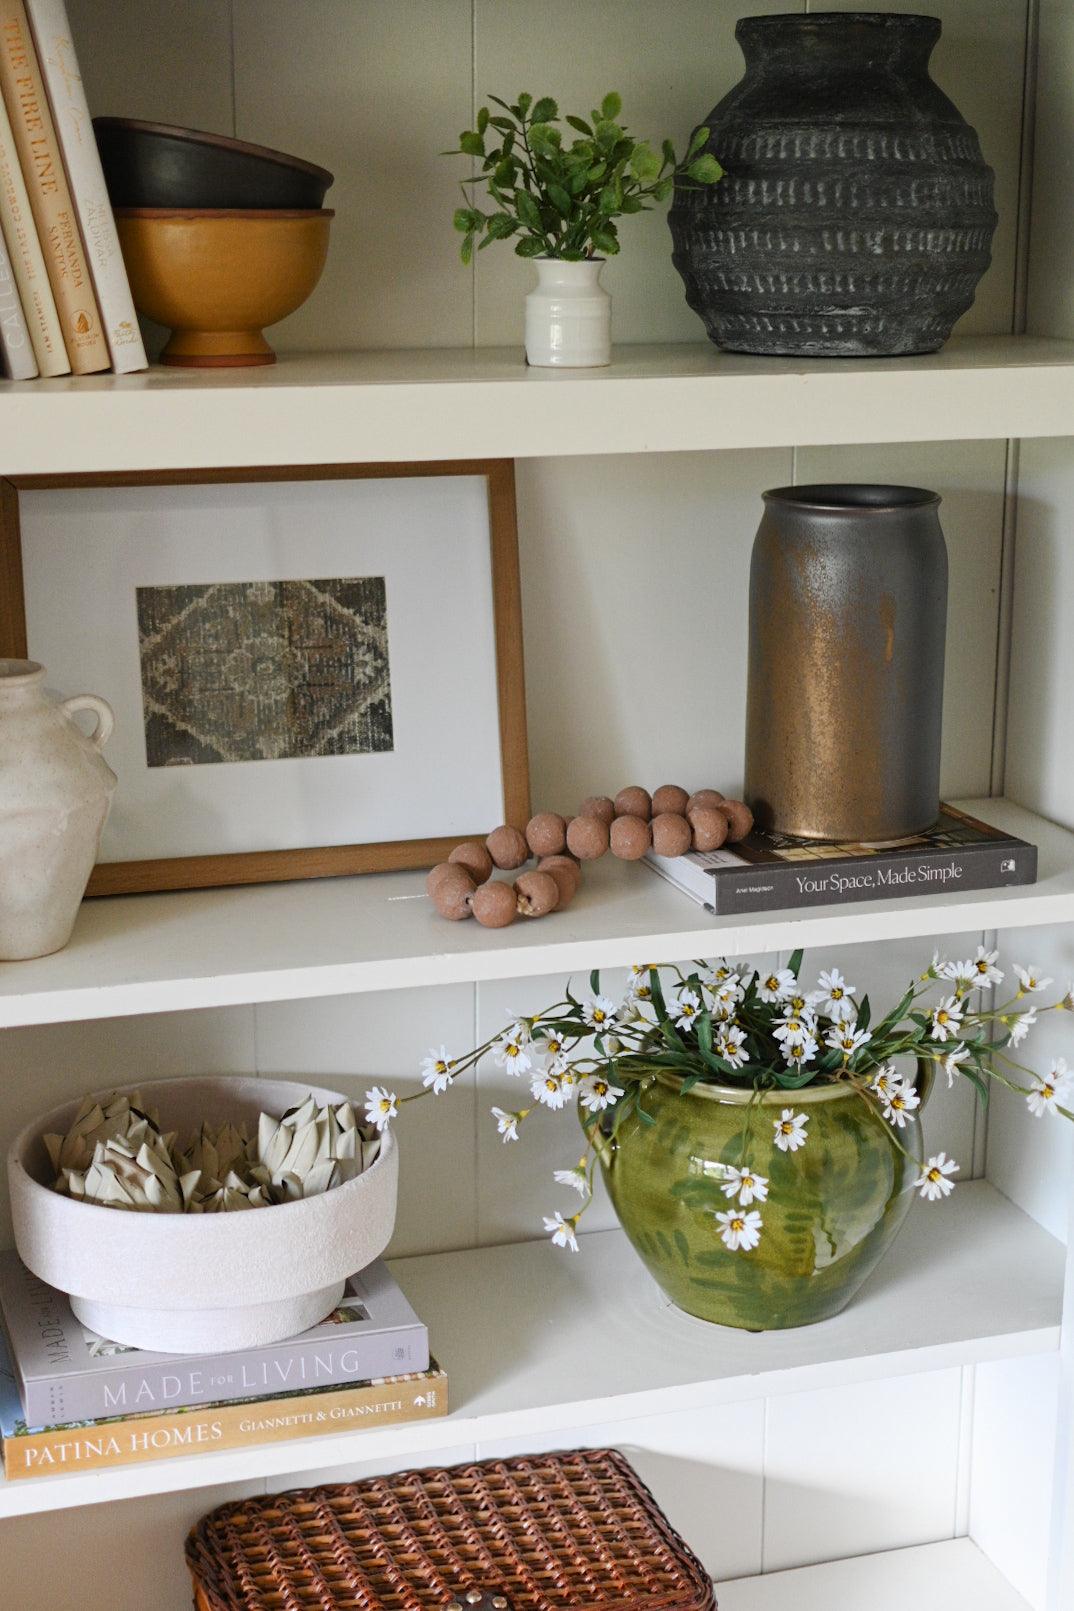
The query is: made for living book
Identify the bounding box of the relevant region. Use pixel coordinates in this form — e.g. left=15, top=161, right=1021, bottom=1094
left=0, top=1251, right=429, bottom=1426
left=0, top=1332, right=447, bottom=1480
left=644, top=803, right=1037, bottom=915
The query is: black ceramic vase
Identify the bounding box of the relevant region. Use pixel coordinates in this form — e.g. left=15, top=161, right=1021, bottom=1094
left=669, top=12, right=998, bottom=356
left=744, top=485, right=948, bottom=842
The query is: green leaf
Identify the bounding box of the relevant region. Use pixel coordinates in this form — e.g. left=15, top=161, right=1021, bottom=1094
left=516, top=189, right=543, bottom=231
left=483, top=213, right=518, bottom=241
left=514, top=236, right=546, bottom=257
left=453, top=207, right=480, bottom=232
left=489, top=115, right=515, bottom=133
left=460, top=234, right=475, bottom=266
left=531, top=96, right=558, bottom=124
left=629, top=141, right=662, bottom=183
left=688, top=125, right=710, bottom=158
left=857, top=994, right=872, bottom=1032
left=591, top=226, right=619, bottom=255
left=598, top=179, right=622, bottom=214
left=652, top=177, right=674, bottom=202
left=687, top=153, right=724, bottom=184
left=516, top=92, right=533, bottom=116
left=788, top=948, right=804, bottom=979
left=459, top=130, right=486, bottom=157
left=548, top=182, right=573, bottom=216
left=601, top=91, right=622, bottom=120
left=477, top=106, right=490, bottom=135
left=661, top=137, right=676, bottom=168
left=589, top=969, right=601, bottom=996
left=566, top=114, right=593, bottom=136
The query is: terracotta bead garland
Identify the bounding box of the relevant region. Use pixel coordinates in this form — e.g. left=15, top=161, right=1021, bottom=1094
left=426, top=783, right=753, bottom=927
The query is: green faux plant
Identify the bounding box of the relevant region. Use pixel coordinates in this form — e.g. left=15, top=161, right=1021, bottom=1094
left=445, top=91, right=724, bottom=264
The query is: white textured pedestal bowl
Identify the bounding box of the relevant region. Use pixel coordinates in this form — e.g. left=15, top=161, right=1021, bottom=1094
left=8, top=1077, right=398, bottom=1353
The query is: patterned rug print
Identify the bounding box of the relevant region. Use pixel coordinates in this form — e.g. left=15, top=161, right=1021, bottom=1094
left=136, top=577, right=394, bottom=766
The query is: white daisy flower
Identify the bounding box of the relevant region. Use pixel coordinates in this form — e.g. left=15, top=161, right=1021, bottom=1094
left=538, top=1029, right=570, bottom=1060
left=702, top=958, right=739, bottom=987
left=780, top=1032, right=818, bottom=1068
left=757, top=966, right=796, bottom=1004
left=810, top=968, right=856, bottom=1020
left=719, top=1165, right=769, bottom=1206
left=942, top=1044, right=972, bottom=1087
left=882, top=1080, right=921, bottom=1129
left=714, top=1207, right=763, bottom=1251
left=553, top=1164, right=589, bottom=1197
left=868, top=1063, right=899, bottom=1099
left=915, top=1151, right=959, bottom=1201
left=710, top=977, right=743, bottom=1018
left=420, top=1046, right=457, bottom=1094
left=1026, top=1058, right=1072, bottom=1118
left=491, top=1106, right=523, bottom=1142
left=941, top=958, right=979, bottom=995
left=582, top=995, right=618, bottom=1032
left=970, top=946, right=1004, bottom=989
left=363, top=1086, right=397, bottom=1131
left=1061, top=983, right=1074, bottom=1011
left=577, top=1074, right=624, bottom=1113
left=1008, top=1007, right=1037, bottom=1047
left=930, top=996, right=965, bottom=1042
left=672, top=988, right=703, bottom=1030
left=530, top=1069, right=572, bottom=1110
left=1015, top=964, right=1053, bottom=994
left=824, top=1023, right=872, bottom=1059
left=715, top=1024, right=749, bottom=1068
left=494, top=1031, right=534, bottom=1074
left=543, top=1210, right=579, bottom=1251
left=774, top=1009, right=817, bottom=1043
left=773, top=1109, right=809, bottom=1152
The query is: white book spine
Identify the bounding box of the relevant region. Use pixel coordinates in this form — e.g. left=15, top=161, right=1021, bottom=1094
left=0, top=77, right=65, bottom=374
left=25, top=0, right=147, bottom=374
left=0, top=212, right=36, bottom=376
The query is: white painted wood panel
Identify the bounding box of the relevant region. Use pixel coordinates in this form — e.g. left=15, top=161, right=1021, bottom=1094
left=718, top=1538, right=1030, bottom=1611
left=65, top=0, right=234, bottom=132
left=761, top=1367, right=963, bottom=1570
left=1025, top=1, right=1074, bottom=341
left=476, top=1400, right=767, bottom=1583
left=970, top=1355, right=1061, bottom=1611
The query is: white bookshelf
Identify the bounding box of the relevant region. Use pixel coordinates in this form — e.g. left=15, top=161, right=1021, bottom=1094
left=718, top=1539, right=1032, bottom=1611
left=0, top=797, right=1061, bottom=1027
left=0, top=337, right=1073, bottom=473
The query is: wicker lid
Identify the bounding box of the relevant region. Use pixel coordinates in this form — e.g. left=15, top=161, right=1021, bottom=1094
left=187, top=1448, right=717, bottom=1611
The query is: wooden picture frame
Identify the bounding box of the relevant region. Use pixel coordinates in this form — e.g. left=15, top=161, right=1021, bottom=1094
left=0, top=460, right=529, bottom=896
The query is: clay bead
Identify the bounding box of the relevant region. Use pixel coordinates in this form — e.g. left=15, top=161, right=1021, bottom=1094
left=525, top=812, right=568, bottom=858
left=566, top=814, right=610, bottom=860
left=578, top=794, right=615, bottom=827
left=449, top=840, right=494, bottom=882
left=472, top=879, right=518, bottom=928
left=652, top=784, right=689, bottom=816
left=651, top=812, right=692, bottom=857
left=431, top=866, right=475, bottom=920
left=486, top=823, right=529, bottom=870
left=718, top=798, right=755, bottom=842
left=537, top=855, right=581, bottom=905
left=688, top=806, right=729, bottom=852
left=613, top=786, right=652, bottom=821
left=687, top=789, right=725, bottom=814
left=515, top=869, right=560, bottom=916
left=610, top=815, right=652, bottom=860
left=427, top=862, right=466, bottom=898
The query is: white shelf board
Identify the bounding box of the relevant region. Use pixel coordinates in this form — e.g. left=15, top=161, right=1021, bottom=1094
left=718, top=1539, right=1030, bottom=1611
left=1, top=337, right=1074, bottom=473
left=0, top=1181, right=1060, bottom=1519
left=0, top=797, right=1066, bottom=1028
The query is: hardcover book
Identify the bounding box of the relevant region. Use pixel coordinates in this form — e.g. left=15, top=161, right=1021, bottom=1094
left=25, top=0, right=146, bottom=372
left=0, top=1331, right=447, bottom=1479
left=0, top=0, right=108, bottom=372
left=0, top=76, right=64, bottom=372
left=0, top=209, right=35, bottom=376
left=644, top=803, right=1038, bottom=915
left=0, top=1251, right=429, bottom=1426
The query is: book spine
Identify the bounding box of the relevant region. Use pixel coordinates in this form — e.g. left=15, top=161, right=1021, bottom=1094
left=0, top=207, right=35, bottom=375
left=709, top=840, right=1038, bottom=915
left=21, top=1321, right=431, bottom=1426
left=0, top=77, right=64, bottom=372
left=3, top=1371, right=448, bottom=1479
left=25, top=0, right=146, bottom=373
left=0, top=0, right=107, bottom=373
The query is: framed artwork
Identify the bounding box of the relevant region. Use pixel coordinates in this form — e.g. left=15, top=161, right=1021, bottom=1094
left=0, top=461, right=529, bottom=895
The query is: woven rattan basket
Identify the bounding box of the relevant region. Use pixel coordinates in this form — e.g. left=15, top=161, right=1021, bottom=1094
left=186, top=1447, right=717, bottom=1611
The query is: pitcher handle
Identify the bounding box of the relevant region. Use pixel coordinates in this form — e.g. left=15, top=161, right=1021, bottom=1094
left=62, top=694, right=115, bottom=751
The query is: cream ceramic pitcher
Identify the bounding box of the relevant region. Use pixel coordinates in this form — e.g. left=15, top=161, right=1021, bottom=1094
left=0, top=660, right=116, bottom=960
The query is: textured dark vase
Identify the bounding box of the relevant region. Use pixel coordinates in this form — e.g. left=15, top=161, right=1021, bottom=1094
left=668, top=12, right=998, bottom=356
left=745, top=485, right=948, bottom=841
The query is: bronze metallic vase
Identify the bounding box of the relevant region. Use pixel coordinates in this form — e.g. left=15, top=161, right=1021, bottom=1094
left=745, top=484, right=948, bottom=841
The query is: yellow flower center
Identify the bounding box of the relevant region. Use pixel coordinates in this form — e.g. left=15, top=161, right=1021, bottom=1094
left=593, top=1011, right=607, bottom=1024
left=779, top=1121, right=793, bottom=1134
left=742, top=1175, right=754, bottom=1189
left=732, top=1217, right=745, bottom=1232
left=1042, top=1084, right=1055, bottom=1100
left=765, top=977, right=779, bottom=990
left=831, top=988, right=844, bottom=999
left=927, top=1167, right=941, bottom=1183
left=937, top=1011, right=949, bottom=1024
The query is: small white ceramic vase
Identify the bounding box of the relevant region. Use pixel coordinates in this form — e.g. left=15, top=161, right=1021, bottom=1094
left=9, top=1077, right=400, bottom=1353
left=0, top=659, right=116, bottom=961
left=525, top=257, right=611, bottom=367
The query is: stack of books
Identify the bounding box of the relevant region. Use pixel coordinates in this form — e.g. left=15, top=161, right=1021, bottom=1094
left=0, top=0, right=146, bottom=380
left=0, top=1251, right=446, bottom=1481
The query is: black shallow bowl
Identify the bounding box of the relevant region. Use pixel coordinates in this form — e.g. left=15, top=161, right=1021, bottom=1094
left=93, top=118, right=334, bottom=211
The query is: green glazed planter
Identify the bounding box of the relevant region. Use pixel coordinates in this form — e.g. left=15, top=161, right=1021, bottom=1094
left=593, top=1064, right=930, bottom=1331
